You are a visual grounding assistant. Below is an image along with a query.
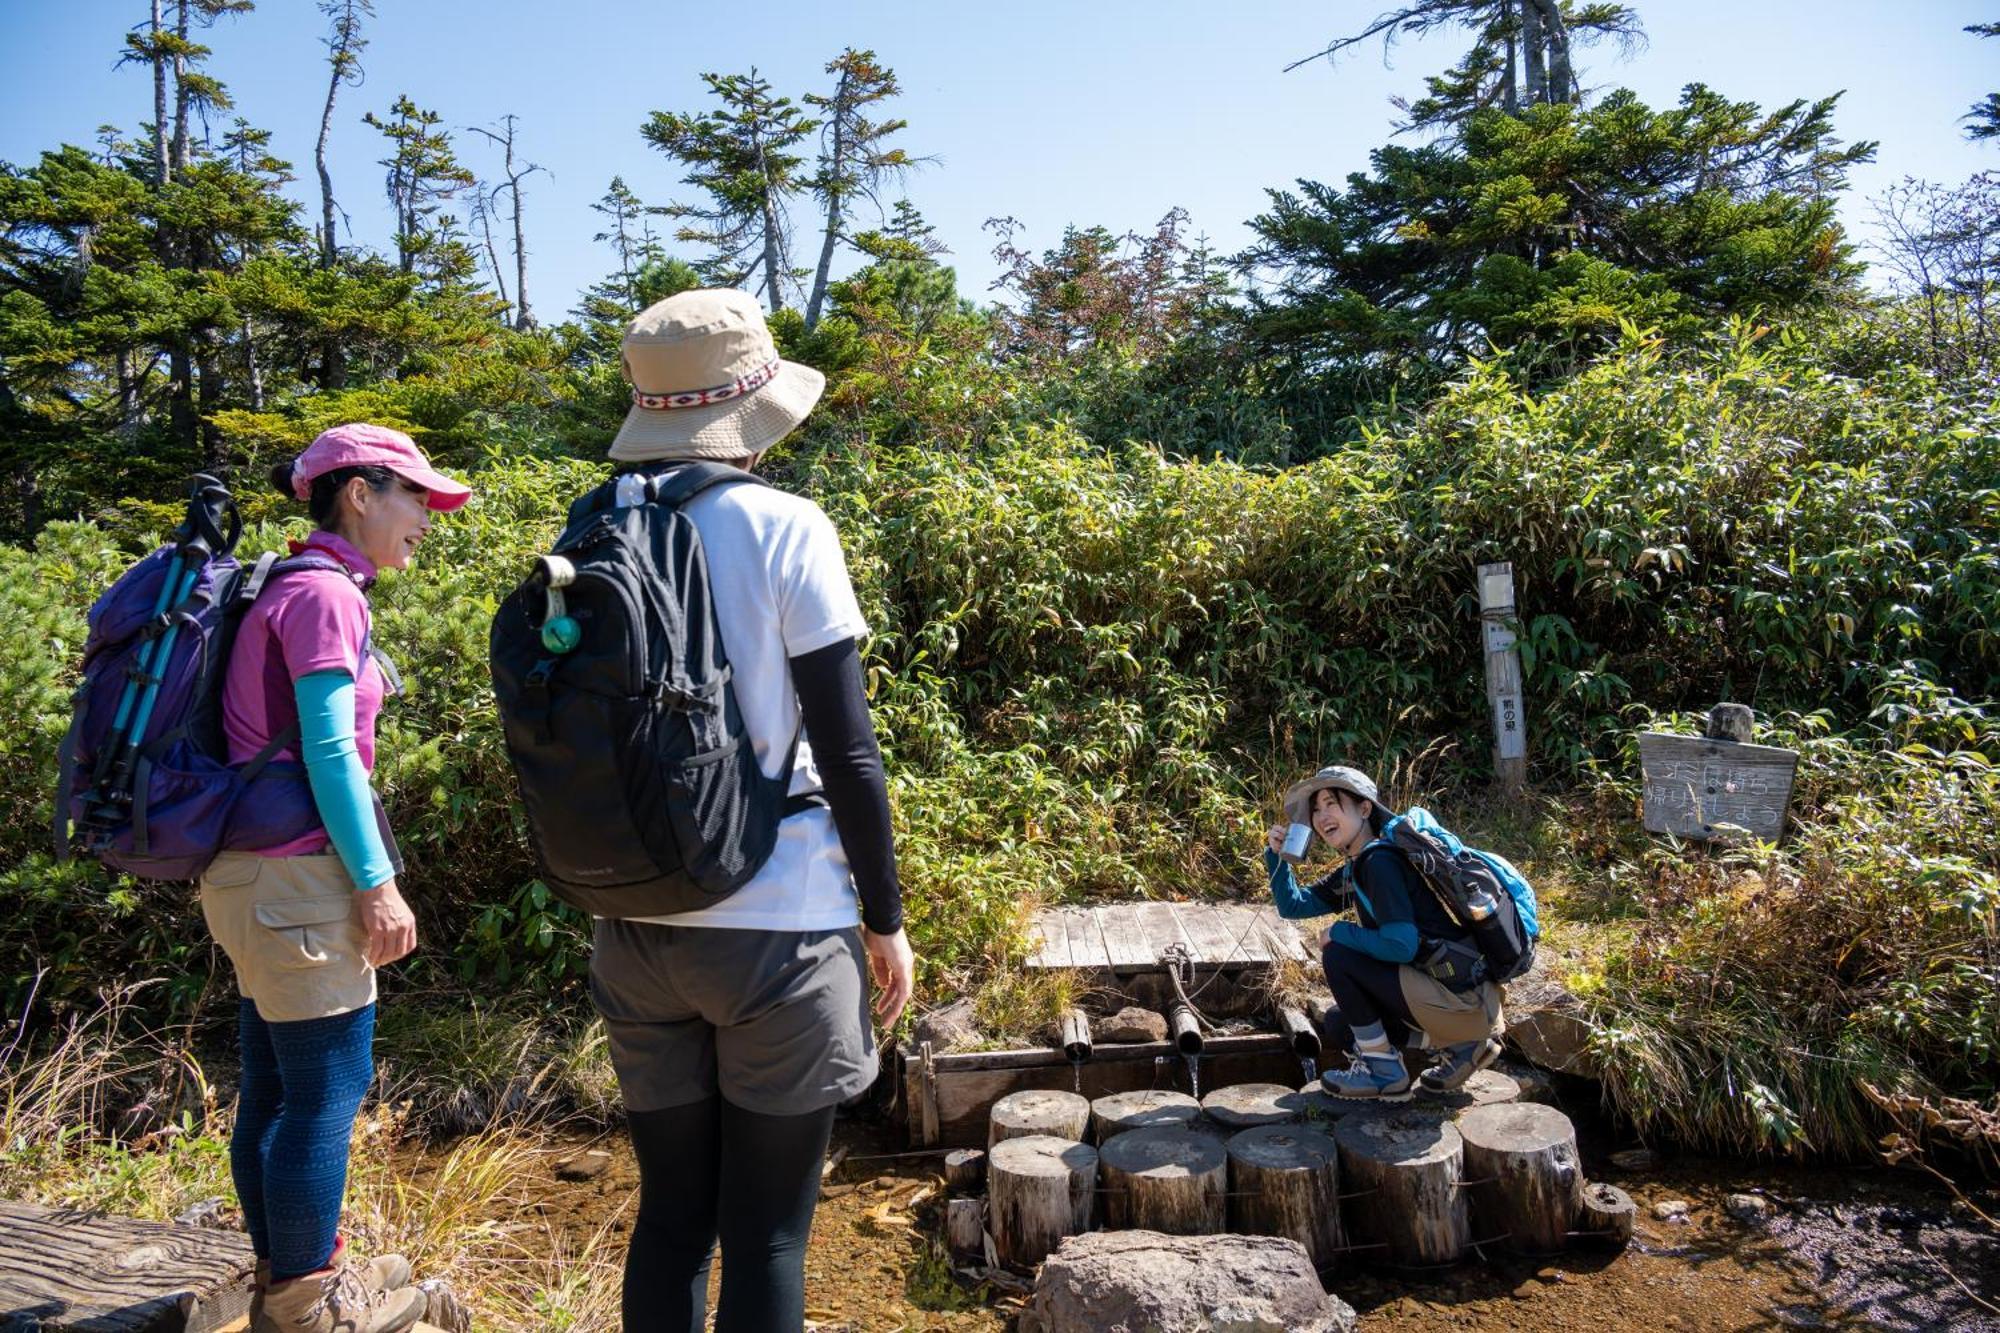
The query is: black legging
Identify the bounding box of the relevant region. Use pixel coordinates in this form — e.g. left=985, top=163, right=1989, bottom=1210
left=624, top=1096, right=837, bottom=1332
left=1322, top=941, right=1420, bottom=1052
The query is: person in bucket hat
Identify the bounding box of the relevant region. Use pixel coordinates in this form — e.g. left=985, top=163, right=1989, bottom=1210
left=199, top=424, right=472, bottom=1331
left=587, top=289, right=911, bottom=1332
left=1263, top=765, right=1504, bottom=1100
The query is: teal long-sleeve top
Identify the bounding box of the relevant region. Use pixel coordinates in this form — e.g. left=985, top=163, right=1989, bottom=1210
left=1264, top=846, right=1422, bottom=964
left=296, top=668, right=395, bottom=892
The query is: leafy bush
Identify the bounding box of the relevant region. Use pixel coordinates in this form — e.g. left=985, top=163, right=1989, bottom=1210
left=3, top=316, right=1993, bottom=1158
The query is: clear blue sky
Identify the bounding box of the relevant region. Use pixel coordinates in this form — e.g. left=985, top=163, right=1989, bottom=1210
left=3, top=2, right=1995, bottom=317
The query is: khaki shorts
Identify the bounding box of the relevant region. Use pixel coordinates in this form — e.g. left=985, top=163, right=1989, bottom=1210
left=199, top=850, right=376, bottom=1023
left=1400, top=970, right=1504, bottom=1046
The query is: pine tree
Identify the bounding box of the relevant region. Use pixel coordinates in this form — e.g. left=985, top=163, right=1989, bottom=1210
left=643, top=69, right=817, bottom=312
left=587, top=176, right=664, bottom=310
left=1968, top=23, right=2000, bottom=142
left=363, top=95, right=476, bottom=284
left=803, top=49, right=917, bottom=331
left=1289, top=1, right=1645, bottom=134
left=1244, top=85, right=1875, bottom=386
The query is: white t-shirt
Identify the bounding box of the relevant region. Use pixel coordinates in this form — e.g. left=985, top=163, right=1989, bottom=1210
left=629, top=476, right=870, bottom=931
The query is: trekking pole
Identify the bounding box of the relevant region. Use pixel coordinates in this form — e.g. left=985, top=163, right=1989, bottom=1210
left=92, top=475, right=241, bottom=813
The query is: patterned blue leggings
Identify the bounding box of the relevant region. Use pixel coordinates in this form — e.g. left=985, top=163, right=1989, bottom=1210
left=230, top=998, right=376, bottom=1278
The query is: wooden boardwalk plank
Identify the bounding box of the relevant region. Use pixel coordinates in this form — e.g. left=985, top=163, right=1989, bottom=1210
left=1024, top=912, right=1066, bottom=969
left=0, top=1199, right=253, bottom=1332
left=1252, top=906, right=1313, bottom=963
left=1133, top=901, right=1195, bottom=962
left=1170, top=901, right=1246, bottom=967
left=1059, top=906, right=1111, bottom=971
left=1095, top=904, right=1156, bottom=973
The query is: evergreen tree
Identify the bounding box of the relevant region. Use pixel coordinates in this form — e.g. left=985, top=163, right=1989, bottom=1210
left=362, top=95, right=477, bottom=286
left=642, top=69, right=817, bottom=312
left=586, top=176, right=664, bottom=311
left=1290, top=1, right=1645, bottom=133
left=1244, top=85, right=1874, bottom=387
left=803, top=49, right=917, bottom=331
left=1968, top=22, right=2000, bottom=142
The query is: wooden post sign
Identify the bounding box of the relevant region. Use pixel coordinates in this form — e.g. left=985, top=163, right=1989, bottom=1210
left=1638, top=704, right=1798, bottom=843
left=1477, top=562, right=1527, bottom=793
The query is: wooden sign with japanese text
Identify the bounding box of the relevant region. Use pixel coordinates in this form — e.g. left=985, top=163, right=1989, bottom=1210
left=1637, top=733, right=1798, bottom=843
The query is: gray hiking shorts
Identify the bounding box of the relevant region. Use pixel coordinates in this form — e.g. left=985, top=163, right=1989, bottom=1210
left=589, top=919, right=878, bottom=1116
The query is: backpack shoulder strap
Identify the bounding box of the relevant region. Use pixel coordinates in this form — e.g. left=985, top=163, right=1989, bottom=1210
left=646, top=462, right=767, bottom=509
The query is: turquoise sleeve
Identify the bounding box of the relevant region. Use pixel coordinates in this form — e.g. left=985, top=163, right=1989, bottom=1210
left=1264, top=848, right=1333, bottom=920
left=295, top=669, right=395, bottom=892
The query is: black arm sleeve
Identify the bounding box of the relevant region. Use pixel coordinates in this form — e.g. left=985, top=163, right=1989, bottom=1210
left=790, top=636, right=903, bottom=935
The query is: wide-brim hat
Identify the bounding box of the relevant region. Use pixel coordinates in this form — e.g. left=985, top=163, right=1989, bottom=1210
left=609, top=287, right=826, bottom=463
left=1282, top=765, right=1385, bottom=826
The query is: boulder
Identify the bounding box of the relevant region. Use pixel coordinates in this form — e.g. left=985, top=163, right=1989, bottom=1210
left=914, top=998, right=982, bottom=1052
left=1725, top=1192, right=1773, bottom=1223
left=1026, top=1230, right=1356, bottom=1333
left=1504, top=955, right=1601, bottom=1078
left=1097, top=1006, right=1170, bottom=1044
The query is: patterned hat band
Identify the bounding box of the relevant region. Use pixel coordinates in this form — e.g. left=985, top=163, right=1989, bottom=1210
left=630, top=357, right=781, bottom=410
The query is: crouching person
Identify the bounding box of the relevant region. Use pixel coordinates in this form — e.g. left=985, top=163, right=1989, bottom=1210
left=1263, top=766, right=1503, bottom=1099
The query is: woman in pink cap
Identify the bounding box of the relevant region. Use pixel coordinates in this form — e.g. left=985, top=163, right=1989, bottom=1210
left=199, top=423, right=469, bottom=1333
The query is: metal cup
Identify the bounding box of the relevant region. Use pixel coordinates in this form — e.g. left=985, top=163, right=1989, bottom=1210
left=1281, top=822, right=1313, bottom=863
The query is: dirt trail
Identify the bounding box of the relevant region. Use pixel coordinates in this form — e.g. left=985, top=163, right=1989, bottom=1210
left=515, top=1114, right=1999, bottom=1332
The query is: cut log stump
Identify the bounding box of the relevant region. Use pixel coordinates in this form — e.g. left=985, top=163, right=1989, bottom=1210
left=945, top=1197, right=986, bottom=1259
left=987, top=1134, right=1098, bottom=1270
left=1575, top=1181, right=1637, bottom=1252
left=1225, top=1124, right=1345, bottom=1274
left=988, top=1089, right=1091, bottom=1148
left=1089, top=1089, right=1201, bottom=1142
left=1098, top=1126, right=1228, bottom=1235
left=1457, top=1102, right=1585, bottom=1257
left=943, top=1147, right=986, bottom=1193
left=1201, top=1082, right=1302, bottom=1131
left=1333, top=1110, right=1470, bottom=1270
left=0, top=1200, right=254, bottom=1332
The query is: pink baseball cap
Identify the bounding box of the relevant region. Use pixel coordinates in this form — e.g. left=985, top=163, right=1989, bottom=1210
left=291, top=423, right=473, bottom=512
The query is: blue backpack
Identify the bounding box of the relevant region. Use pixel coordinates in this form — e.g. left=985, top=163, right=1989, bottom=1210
left=1377, top=806, right=1540, bottom=987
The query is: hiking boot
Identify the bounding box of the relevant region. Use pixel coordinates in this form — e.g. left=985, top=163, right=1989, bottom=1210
left=251, top=1242, right=411, bottom=1324
left=1320, top=1052, right=1412, bottom=1099
left=252, top=1262, right=425, bottom=1333
left=1419, top=1037, right=1503, bottom=1094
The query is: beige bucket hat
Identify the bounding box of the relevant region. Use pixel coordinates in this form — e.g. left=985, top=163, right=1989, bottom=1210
left=608, top=287, right=827, bottom=462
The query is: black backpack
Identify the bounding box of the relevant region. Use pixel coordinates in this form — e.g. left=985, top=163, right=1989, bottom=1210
left=490, top=464, right=809, bottom=918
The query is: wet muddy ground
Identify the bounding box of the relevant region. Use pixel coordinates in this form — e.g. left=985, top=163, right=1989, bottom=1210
left=517, top=1103, right=2000, bottom=1332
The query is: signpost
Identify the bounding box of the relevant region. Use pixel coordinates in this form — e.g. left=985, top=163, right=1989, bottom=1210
left=1478, top=562, right=1527, bottom=794
left=1638, top=704, right=1798, bottom=843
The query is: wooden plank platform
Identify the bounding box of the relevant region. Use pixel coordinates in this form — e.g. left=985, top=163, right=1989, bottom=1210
left=0, top=1200, right=253, bottom=1332
left=1025, top=903, right=1310, bottom=973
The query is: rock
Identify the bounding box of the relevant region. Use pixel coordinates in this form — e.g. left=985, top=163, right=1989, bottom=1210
left=1028, top=1230, right=1356, bottom=1333
left=1652, top=1199, right=1691, bottom=1222
left=1725, top=1192, right=1773, bottom=1223
left=555, top=1149, right=612, bottom=1182
left=1097, top=1006, right=1169, bottom=1044
left=914, top=998, right=982, bottom=1052
left=174, top=1197, right=227, bottom=1229
left=1608, top=1148, right=1659, bottom=1172
left=1503, top=956, right=1601, bottom=1078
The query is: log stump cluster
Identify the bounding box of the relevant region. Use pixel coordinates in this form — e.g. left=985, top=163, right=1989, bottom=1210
left=965, top=1073, right=1629, bottom=1276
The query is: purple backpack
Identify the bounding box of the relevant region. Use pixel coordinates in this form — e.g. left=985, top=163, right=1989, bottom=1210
left=55, top=477, right=397, bottom=881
